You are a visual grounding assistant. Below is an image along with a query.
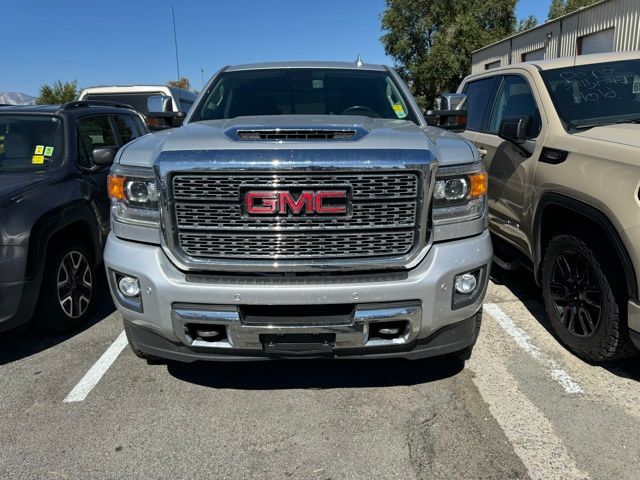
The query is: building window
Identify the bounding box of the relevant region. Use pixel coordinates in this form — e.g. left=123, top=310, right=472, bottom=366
left=522, top=48, right=545, bottom=62
left=485, top=60, right=501, bottom=70
left=577, top=28, right=615, bottom=55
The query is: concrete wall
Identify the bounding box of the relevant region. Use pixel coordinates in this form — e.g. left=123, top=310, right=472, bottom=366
left=471, top=0, right=640, bottom=73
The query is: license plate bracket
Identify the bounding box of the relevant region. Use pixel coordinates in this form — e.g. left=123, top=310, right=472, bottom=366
left=261, top=333, right=335, bottom=356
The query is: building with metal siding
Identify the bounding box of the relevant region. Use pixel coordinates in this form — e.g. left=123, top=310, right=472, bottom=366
left=471, top=0, right=640, bottom=74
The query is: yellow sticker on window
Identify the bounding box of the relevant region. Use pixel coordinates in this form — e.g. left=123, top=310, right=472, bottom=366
left=34, top=145, right=44, bottom=155
left=392, top=103, right=407, bottom=119
left=44, top=146, right=54, bottom=156
left=32, top=155, right=45, bottom=164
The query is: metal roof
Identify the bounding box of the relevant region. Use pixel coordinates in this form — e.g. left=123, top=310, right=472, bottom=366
left=472, top=0, right=611, bottom=54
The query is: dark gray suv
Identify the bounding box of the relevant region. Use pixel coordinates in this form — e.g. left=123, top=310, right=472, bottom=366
left=0, top=101, right=147, bottom=333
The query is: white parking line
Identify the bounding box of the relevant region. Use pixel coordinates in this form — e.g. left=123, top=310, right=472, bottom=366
left=63, top=330, right=128, bottom=403
left=468, top=330, right=590, bottom=480
left=483, top=303, right=583, bottom=394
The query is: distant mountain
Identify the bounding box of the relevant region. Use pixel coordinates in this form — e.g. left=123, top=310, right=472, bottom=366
left=0, top=92, right=36, bottom=105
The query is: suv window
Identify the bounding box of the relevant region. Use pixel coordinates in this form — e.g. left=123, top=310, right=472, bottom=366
left=488, top=75, right=541, bottom=137
left=113, top=114, right=144, bottom=144
left=0, top=115, right=64, bottom=173
left=77, top=115, right=116, bottom=168
left=463, top=77, right=499, bottom=131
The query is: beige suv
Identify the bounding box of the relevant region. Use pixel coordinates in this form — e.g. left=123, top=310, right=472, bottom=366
left=454, top=51, right=640, bottom=361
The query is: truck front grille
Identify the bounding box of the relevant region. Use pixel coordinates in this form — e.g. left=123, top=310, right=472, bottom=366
left=170, top=172, right=422, bottom=261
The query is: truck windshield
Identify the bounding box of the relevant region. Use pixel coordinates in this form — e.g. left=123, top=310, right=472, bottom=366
left=191, top=68, right=417, bottom=123
left=0, top=115, right=64, bottom=173
left=541, top=59, right=640, bottom=131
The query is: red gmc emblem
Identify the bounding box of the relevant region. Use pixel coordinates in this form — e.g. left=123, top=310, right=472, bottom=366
left=245, top=190, right=348, bottom=215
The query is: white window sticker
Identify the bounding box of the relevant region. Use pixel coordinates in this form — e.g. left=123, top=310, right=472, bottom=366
left=633, top=75, right=640, bottom=94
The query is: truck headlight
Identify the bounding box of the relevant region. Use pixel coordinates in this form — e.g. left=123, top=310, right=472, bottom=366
left=108, top=166, right=159, bottom=226
left=432, top=162, right=487, bottom=240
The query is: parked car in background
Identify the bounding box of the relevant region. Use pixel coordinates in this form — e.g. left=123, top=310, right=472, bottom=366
left=77, top=85, right=196, bottom=130
left=0, top=101, right=148, bottom=333
left=431, top=51, right=640, bottom=361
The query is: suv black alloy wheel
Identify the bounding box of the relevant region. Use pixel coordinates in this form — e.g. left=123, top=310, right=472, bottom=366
left=542, top=234, right=636, bottom=361
left=549, top=250, right=602, bottom=338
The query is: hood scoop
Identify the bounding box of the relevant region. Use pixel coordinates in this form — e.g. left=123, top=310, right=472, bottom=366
left=227, top=126, right=368, bottom=142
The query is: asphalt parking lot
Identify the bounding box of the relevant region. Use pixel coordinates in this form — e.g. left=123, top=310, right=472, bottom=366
left=1, top=268, right=639, bottom=480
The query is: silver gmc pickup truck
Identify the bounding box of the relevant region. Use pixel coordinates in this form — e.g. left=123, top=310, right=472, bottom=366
left=103, top=60, right=492, bottom=362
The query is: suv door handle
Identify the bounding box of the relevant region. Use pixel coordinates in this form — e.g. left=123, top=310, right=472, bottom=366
left=477, top=147, right=488, bottom=158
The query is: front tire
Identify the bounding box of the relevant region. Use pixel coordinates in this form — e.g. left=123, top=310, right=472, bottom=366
left=34, top=242, right=97, bottom=333
left=541, top=234, right=636, bottom=361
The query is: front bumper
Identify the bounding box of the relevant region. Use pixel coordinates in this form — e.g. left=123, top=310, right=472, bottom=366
left=0, top=245, right=32, bottom=332
left=104, top=230, right=492, bottom=361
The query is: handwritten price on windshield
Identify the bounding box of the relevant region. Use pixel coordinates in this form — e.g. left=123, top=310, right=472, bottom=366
left=559, top=68, right=635, bottom=103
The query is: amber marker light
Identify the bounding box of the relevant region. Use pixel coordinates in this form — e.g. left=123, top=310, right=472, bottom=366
left=469, top=172, right=487, bottom=198
left=107, top=175, right=126, bottom=200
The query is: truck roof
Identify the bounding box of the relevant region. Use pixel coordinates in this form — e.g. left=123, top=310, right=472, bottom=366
left=78, top=85, right=196, bottom=99
left=463, top=51, right=639, bottom=84
left=225, top=60, right=388, bottom=72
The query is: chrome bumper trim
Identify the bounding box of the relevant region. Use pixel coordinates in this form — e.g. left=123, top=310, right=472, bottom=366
left=171, top=301, right=422, bottom=350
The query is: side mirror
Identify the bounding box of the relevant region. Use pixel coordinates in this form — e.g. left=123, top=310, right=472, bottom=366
left=498, top=117, right=530, bottom=144
left=92, top=146, right=118, bottom=166
left=146, top=95, right=185, bottom=130
left=147, top=95, right=172, bottom=114
left=436, top=93, right=467, bottom=111
left=424, top=93, right=467, bottom=131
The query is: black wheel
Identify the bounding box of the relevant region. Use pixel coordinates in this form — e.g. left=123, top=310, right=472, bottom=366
left=542, top=234, right=636, bottom=361
left=34, top=242, right=97, bottom=333
left=123, top=321, right=161, bottom=362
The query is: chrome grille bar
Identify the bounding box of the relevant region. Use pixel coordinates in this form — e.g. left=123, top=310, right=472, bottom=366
left=156, top=148, right=436, bottom=272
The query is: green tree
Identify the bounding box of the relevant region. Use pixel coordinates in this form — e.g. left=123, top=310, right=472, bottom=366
left=381, top=0, right=516, bottom=107
left=517, top=14, right=538, bottom=32
left=548, top=0, right=600, bottom=20
left=35, top=80, right=78, bottom=105
left=167, top=77, right=191, bottom=90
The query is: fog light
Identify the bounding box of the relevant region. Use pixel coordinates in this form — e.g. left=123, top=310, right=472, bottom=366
left=454, top=273, right=477, bottom=294
left=118, top=276, right=140, bottom=297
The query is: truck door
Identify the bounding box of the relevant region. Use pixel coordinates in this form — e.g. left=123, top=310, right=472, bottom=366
left=472, top=74, right=545, bottom=256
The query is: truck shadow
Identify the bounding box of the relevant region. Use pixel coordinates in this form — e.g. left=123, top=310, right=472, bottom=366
left=166, top=356, right=465, bottom=390
left=491, top=264, right=640, bottom=381
left=0, top=272, right=115, bottom=365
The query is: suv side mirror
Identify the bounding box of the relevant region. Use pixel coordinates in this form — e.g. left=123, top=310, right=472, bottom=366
left=92, top=146, right=119, bottom=166
left=499, top=117, right=530, bottom=144
left=147, top=95, right=172, bottom=114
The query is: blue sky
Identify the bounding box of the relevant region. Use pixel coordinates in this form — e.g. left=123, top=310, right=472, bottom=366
left=3, top=0, right=550, bottom=96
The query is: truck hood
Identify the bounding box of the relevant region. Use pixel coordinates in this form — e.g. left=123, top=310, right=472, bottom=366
left=0, top=172, right=47, bottom=202
left=574, top=123, right=640, bottom=148
left=117, top=115, right=477, bottom=168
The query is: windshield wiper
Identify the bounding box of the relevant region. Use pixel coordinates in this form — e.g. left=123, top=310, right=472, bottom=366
left=570, top=118, right=640, bottom=132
